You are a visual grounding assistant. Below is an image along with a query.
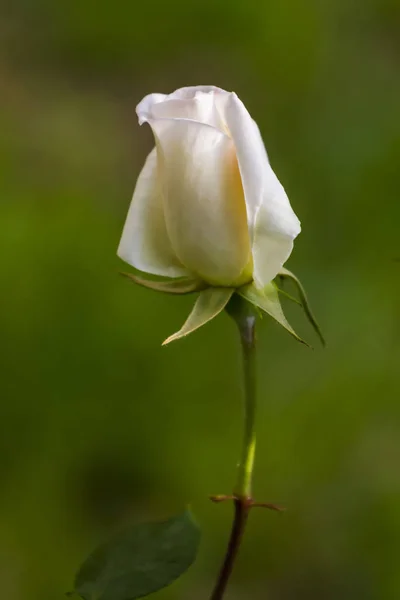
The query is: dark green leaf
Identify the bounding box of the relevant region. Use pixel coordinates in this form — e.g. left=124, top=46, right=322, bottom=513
left=73, top=510, right=200, bottom=600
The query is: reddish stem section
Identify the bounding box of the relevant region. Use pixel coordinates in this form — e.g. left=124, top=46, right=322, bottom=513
left=209, top=498, right=250, bottom=600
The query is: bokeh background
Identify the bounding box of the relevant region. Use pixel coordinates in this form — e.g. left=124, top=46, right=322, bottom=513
left=1, top=1, right=399, bottom=598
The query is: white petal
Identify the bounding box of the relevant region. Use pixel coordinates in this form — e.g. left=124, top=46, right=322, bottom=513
left=149, top=118, right=251, bottom=286
left=117, top=148, right=189, bottom=278
left=252, top=209, right=298, bottom=288
left=136, top=93, right=167, bottom=125
left=224, top=93, right=301, bottom=287
left=163, top=85, right=228, bottom=99
left=137, top=86, right=230, bottom=131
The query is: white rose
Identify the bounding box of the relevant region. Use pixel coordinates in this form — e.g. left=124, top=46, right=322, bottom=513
left=118, top=85, right=300, bottom=289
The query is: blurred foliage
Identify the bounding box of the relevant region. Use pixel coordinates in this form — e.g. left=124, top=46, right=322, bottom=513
left=0, top=0, right=399, bottom=598
left=73, top=510, right=200, bottom=600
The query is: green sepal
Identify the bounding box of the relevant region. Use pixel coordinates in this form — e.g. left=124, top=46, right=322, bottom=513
left=238, top=282, right=309, bottom=346
left=273, top=283, right=301, bottom=306
left=278, top=267, right=326, bottom=347
left=120, top=272, right=207, bottom=295
left=163, top=287, right=234, bottom=345
left=71, top=510, right=200, bottom=600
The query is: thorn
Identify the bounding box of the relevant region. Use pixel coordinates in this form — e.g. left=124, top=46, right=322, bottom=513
left=251, top=501, right=286, bottom=512
left=209, top=495, right=286, bottom=512
left=209, top=495, right=235, bottom=504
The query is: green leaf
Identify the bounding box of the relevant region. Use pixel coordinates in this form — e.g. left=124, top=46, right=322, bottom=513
left=278, top=267, right=326, bottom=346
left=72, top=510, right=200, bottom=600
left=163, top=287, right=234, bottom=345
left=238, top=282, right=308, bottom=346
left=120, top=272, right=207, bottom=294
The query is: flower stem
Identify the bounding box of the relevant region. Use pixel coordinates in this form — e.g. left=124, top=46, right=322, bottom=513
left=234, top=307, right=257, bottom=499
left=209, top=498, right=250, bottom=600
left=210, top=296, right=258, bottom=600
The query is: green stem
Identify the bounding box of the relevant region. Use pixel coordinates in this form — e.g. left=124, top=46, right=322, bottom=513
left=209, top=296, right=258, bottom=600
left=234, top=308, right=257, bottom=499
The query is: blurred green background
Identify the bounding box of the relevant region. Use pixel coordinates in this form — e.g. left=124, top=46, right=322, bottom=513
left=1, top=1, right=399, bottom=598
